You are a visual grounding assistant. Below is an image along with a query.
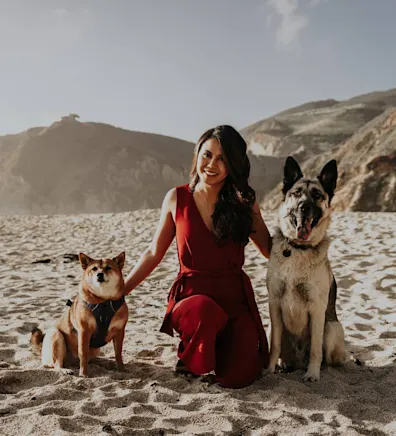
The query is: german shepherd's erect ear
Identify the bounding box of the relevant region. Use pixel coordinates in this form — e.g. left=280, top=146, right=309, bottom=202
left=282, top=156, right=304, bottom=196
left=318, top=160, right=338, bottom=203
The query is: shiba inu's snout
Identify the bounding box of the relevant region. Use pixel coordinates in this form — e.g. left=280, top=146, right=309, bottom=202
left=90, top=267, right=110, bottom=284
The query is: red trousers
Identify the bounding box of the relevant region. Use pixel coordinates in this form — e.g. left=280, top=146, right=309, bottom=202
left=171, top=294, right=262, bottom=388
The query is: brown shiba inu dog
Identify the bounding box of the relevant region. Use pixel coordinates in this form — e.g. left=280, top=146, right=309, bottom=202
left=266, top=157, right=345, bottom=382
left=31, top=252, right=128, bottom=377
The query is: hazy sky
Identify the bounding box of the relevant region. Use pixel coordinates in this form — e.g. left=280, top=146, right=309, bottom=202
left=1, top=0, right=395, bottom=141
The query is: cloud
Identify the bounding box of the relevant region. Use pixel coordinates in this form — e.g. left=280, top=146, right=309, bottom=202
left=309, top=0, right=327, bottom=6
left=51, top=8, right=69, bottom=19
left=266, top=0, right=326, bottom=49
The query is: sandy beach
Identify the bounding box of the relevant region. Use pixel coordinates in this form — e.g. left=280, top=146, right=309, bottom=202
left=0, top=210, right=395, bottom=435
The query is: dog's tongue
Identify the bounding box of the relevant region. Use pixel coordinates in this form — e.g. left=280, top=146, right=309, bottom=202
left=297, top=218, right=312, bottom=241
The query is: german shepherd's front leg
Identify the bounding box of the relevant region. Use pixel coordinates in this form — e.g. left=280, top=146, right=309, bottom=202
left=112, top=329, right=126, bottom=372
left=78, top=329, right=91, bottom=377
left=303, top=306, right=326, bottom=382
left=268, top=300, right=283, bottom=373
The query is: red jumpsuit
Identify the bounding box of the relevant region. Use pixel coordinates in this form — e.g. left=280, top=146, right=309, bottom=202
left=160, top=185, right=269, bottom=388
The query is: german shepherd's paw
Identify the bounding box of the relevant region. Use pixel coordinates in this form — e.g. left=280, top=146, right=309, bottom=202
left=53, top=367, right=74, bottom=375
left=277, top=361, right=296, bottom=373
left=302, top=369, right=320, bottom=382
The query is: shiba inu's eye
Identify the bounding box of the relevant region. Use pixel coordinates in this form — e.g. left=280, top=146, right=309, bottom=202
left=105, top=266, right=112, bottom=271
left=92, top=266, right=98, bottom=271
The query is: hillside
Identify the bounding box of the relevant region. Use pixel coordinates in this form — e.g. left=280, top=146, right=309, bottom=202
left=242, top=89, right=396, bottom=212
left=0, top=116, right=194, bottom=214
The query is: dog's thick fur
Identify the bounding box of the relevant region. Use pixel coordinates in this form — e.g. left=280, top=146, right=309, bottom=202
left=31, top=252, right=128, bottom=377
left=266, top=157, right=345, bottom=382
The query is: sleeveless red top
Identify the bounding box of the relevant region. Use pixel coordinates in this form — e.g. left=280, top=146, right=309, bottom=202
left=160, top=185, right=269, bottom=367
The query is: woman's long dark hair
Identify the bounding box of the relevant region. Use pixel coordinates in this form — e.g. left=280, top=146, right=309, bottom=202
left=189, top=125, right=256, bottom=246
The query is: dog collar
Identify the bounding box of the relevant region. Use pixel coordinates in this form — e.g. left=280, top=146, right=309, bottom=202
left=283, top=240, right=313, bottom=256
left=289, top=240, right=313, bottom=250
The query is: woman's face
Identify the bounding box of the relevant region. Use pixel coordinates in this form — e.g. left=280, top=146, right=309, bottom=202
left=196, top=137, right=228, bottom=187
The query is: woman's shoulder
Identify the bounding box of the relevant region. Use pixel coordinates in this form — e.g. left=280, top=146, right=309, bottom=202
left=163, top=185, right=190, bottom=207
left=175, top=184, right=191, bottom=192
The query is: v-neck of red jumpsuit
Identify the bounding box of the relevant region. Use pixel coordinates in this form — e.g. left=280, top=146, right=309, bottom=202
left=160, top=184, right=269, bottom=368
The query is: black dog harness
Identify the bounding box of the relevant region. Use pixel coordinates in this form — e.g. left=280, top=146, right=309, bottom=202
left=66, top=297, right=125, bottom=348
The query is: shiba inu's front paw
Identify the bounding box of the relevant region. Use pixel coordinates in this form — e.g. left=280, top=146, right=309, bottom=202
left=302, top=369, right=320, bottom=382
left=79, top=369, right=89, bottom=378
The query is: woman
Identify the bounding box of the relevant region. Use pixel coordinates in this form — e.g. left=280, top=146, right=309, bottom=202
left=125, top=125, right=272, bottom=388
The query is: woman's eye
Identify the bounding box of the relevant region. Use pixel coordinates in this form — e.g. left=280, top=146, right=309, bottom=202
left=203, top=152, right=210, bottom=158
left=218, top=156, right=224, bottom=162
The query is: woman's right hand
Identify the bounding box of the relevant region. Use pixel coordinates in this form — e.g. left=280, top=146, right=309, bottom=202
left=124, top=188, right=177, bottom=295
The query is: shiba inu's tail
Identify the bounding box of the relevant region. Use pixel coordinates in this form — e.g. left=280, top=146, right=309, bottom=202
left=31, top=327, right=44, bottom=355
left=31, top=326, right=72, bottom=374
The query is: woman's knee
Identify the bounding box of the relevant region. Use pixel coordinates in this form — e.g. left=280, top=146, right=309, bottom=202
left=217, top=366, right=261, bottom=389
left=173, top=295, right=228, bottom=333
left=194, top=296, right=228, bottom=325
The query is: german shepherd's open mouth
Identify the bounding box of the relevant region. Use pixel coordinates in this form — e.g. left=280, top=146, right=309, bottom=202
left=290, top=205, right=322, bottom=241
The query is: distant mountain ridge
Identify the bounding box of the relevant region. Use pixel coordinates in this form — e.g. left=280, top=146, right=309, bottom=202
left=0, top=88, right=395, bottom=215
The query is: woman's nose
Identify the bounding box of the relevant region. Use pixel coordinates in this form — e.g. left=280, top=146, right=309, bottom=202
left=208, top=157, right=217, bottom=167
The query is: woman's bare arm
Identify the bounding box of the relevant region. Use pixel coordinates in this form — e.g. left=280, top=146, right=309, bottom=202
left=249, top=201, right=272, bottom=259
left=124, top=188, right=176, bottom=295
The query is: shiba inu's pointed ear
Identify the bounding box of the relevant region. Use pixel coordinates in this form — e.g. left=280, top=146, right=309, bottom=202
left=283, top=156, right=303, bottom=195
left=318, top=159, right=338, bottom=203
left=79, top=253, right=93, bottom=270
left=113, top=252, right=125, bottom=270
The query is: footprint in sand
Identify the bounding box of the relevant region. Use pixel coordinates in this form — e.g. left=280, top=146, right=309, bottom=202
left=366, top=344, right=385, bottom=351
left=355, top=312, right=373, bottom=320
left=379, top=331, right=396, bottom=339
left=353, top=323, right=375, bottom=332
left=348, top=333, right=366, bottom=339
left=0, top=349, right=16, bottom=363
left=136, top=347, right=165, bottom=359
left=359, top=261, right=373, bottom=268
left=112, top=415, right=156, bottom=429
left=0, top=370, right=61, bottom=394
left=0, top=334, right=18, bottom=345
left=39, top=407, right=74, bottom=416
left=337, top=277, right=358, bottom=289
left=58, top=415, right=103, bottom=433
